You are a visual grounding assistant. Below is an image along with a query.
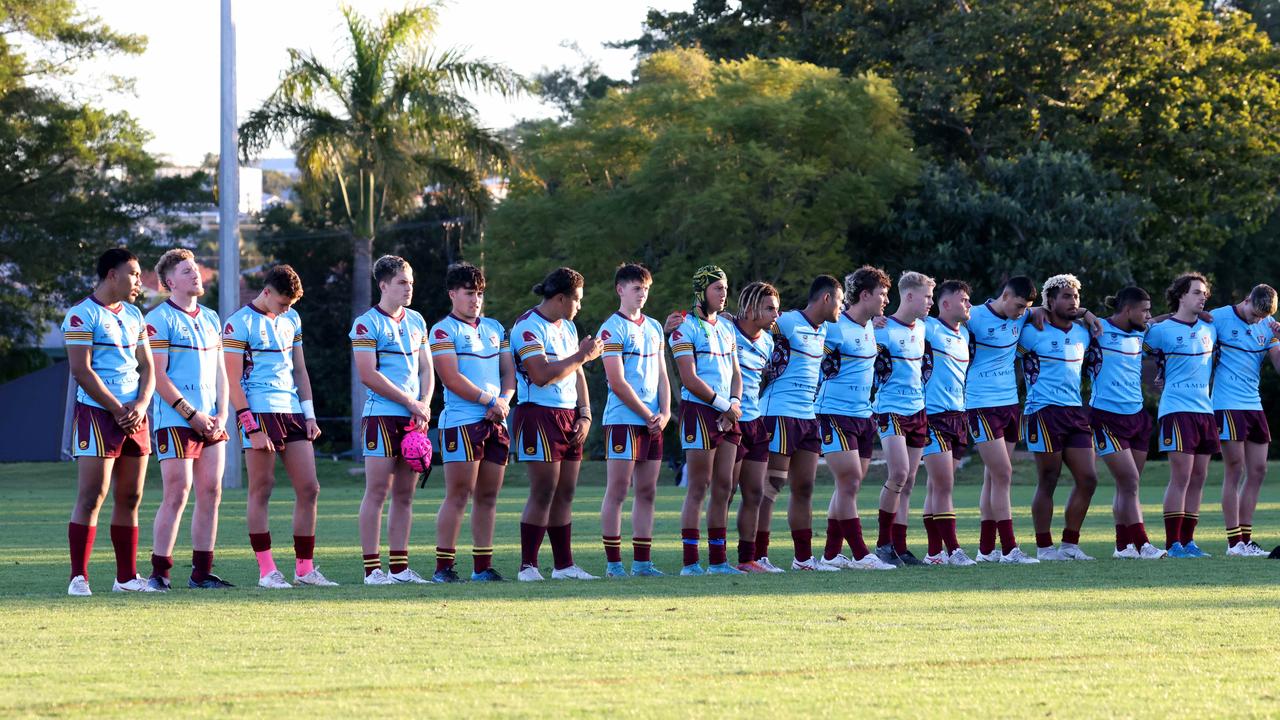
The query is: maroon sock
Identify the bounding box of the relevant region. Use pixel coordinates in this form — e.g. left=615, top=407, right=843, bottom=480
left=473, top=547, right=493, bottom=573
left=841, top=518, right=869, bottom=560
left=249, top=531, right=272, bottom=553
left=1180, top=514, right=1198, bottom=545
left=363, top=553, right=381, bottom=577
left=389, top=549, right=408, bottom=575
left=996, top=519, right=1017, bottom=554
left=1035, top=531, right=1053, bottom=549
left=923, top=515, right=941, bottom=556
left=520, top=522, right=545, bottom=568
left=150, top=553, right=173, bottom=580
left=979, top=519, right=997, bottom=555
left=876, top=510, right=896, bottom=547
left=293, top=535, right=315, bottom=561
left=1163, top=513, right=1182, bottom=549
left=1128, top=522, right=1149, bottom=548
left=109, top=524, right=138, bottom=584
left=738, top=539, right=756, bottom=564
left=709, top=527, right=728, bottom=565
left=435, top=547, right=455, bottom=572
left=603, top=535, right=623, bottom=563
left=68, top=522, right=95, bottom=580
left=938, top=515, right=960, bottom=553
left=1242, top=525, right=1253, bottom=543
left=682, top=528, right=700, bottom=566
left=891, top=523, right=908, bottom=555
left=547, top=523, right=574, bottom=570
left=822, top=518, right=843, bottom=560
left=754, top=531, right=770, bottom=560
left=1061, top=528, right=1081, bottom=545
left=632, top=537, right=652, bottom=563
left=192, top=550, right=214, bottom=581
left=791, top=528, right=814, bottom=561
left=1115, top=524, right=1130, bottom=550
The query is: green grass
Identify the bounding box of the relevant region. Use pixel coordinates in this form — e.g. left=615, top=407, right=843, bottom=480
left=2, top=458, right=1279, bottom=717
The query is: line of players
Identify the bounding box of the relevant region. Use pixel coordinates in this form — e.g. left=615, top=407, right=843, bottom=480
left=61, top=247, right=1279, bottom=594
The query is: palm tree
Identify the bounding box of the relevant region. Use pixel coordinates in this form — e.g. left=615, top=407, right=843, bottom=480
left=239, top=3, right=521, bottom=451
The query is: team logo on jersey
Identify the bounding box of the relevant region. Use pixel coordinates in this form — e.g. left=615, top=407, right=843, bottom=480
left=355, top=323, right=369, bottom=336
left=600, top=330, right=611, bottom=342
left=489, top=333, right=499, bottom=346
left=523, top=331, right=537, bottom=342
left=224, top=323, right=235, bottom=336
left=434, top=328, right=448, bottom=340
left=69, top=315, right=83, bottom=328
left=146, top=324, right=158, bottom=337
left=672, top=330, right=683, bottom=341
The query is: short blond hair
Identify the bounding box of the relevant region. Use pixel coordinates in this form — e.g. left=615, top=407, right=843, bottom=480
left=1042, top=274, right=1082, bottom=306
left=154, top=248, right=195, bottom=292
left=898, top=271, right=935, bottom=294
left=1249, top=284, right=1278, bottom=317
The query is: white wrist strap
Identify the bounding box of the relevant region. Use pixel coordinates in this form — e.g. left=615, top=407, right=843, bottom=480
left=300, top=400, right=316, bottom=420
left=711, top=394, right=731, bottom=412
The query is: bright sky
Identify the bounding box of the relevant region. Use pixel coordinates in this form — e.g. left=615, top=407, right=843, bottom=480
left=76, top=0, right=687, bottom=165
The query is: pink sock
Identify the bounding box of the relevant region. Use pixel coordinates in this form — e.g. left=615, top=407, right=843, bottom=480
left=255, top=550, right=277, bottom=576
left=295, top=558, right=314, bottom=577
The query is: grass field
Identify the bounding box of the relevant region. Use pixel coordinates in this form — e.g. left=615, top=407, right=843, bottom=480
left=2, top=457, right=1278, bottom=718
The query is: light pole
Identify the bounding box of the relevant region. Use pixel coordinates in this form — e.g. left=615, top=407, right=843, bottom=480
left=219, top=0, right=242, bottom=489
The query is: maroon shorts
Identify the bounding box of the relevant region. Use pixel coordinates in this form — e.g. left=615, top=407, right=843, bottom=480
left=1158, top=412, right=1221, bottom=455
left=1216, top=409, right=1271, bottom=444
left=239, top=412, right=308, bottom=452
left=877, top=410, right=930, bottom=449
left=604, top=424, right=663, bottom=462
left=513, top=405, right=582, bottom=463
left=73, top=402, right=150, bottom=458
left=679, top=401, right=740, bottom=451
left=968, top=404, right=1022, bottom=444
left=736, top=417, right=771, bottom=463
left=765, top=416, right=822, bottom=456
left=1022, top=406, right=1092, bottom=453
left=1090, top=408, right=1152, bottom=457
left=154, top=425, right=225, bottom=461
left=924, top=410, right=969, bottom=458
left=362, top=415, right=413, bottom=459
left=819, top=414, right=876, bottom=457
left=442, top=420, right=510, bottom=465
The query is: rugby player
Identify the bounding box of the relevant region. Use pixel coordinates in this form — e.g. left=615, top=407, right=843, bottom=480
left=670, top=266, right=744, bottom=575
left=597, top=264, right=671, bottom=578
left=815, top=267, right=897, bottom=571
left=431, top=262, right=515, bottom=582
left=146, top=249, right=232, bottom=590
left=64, top=248, right=156, bottom=595
left=730, top=282, right=781, bottom=572
left=351, top=256, right=435, bottom=584
left=1018, top=274, right=1098, bottom=561
left=511, top=267, right=602, bottom=581
left=1144, top=273, right=1218, bottom=558
left=224, top=264, right=336, bottom=588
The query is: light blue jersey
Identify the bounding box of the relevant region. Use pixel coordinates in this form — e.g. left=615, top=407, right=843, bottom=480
left=669, top=314, right=736, bottom=406
left=1085, top=319, right=1145, bottom=415
left=1017, top=322, right=1090, bottom=413
left=759, top=309, right=826, bottom=419
left=1210, top=305, right=1278, bottom=411
left=598, top=311, right=664, bottom=426
left=964, top=301, right=1029, bottom=409
left=873, top=317, right=926, bottom=416
left=62, top=296, right=148, bottom=408
left=430, top=314, right=509, bottom=429
left=350, top=306, right=428, bottom=418
left=221, top=304, right=303, bottom=414
left=146, top=300, right=221, bottom=429
left=512, top=307, right=579, bottom=409
left=923, top=317, right=970, bottom=414
left=733, top=321, right=774, bottom=423
left=1144, top=318, right=1216, bottom=417
left=816, top=313, right=877, bottom=418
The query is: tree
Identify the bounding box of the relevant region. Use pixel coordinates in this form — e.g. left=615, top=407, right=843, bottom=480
left=239, top=3, right=521, bottom=450
left=629, top=1, right=1280, bottom=293
left=485, top=48, right=918, bottom=322
left=0, top=0, right=204, bottom=377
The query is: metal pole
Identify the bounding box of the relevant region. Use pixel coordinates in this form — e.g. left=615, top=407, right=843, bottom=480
left=219, top=0, right=242, bottom=489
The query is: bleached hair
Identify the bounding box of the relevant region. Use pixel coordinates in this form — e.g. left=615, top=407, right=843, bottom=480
left=1042, top=274, right=1082, bottom=306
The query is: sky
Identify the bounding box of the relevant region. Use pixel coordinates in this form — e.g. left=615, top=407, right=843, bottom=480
left=75, top=1, right=688, bottom=165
